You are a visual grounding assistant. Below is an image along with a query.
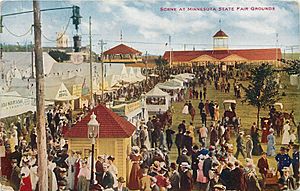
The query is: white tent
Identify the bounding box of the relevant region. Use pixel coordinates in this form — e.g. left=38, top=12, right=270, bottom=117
left=133, top=67, right=146, bottom=81
left=0, top=91, right=35, bottom=119
left=145, top=87, right=171, bottom=113
left=126, top=67, right=140, bottom=83
left=45, top=80, right=78, bottom=101
left=156, top=79, right=184, bottom=90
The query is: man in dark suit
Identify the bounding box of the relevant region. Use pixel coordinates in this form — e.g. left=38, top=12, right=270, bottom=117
left=100, top=163, right=114, bottom=190
left=179, top=162, right=193, bottom=191
left=9, top=145, right=22, bottom=166
left=182, top=131, right=193, bottom=155
left=175, top=130, right=183, bottom=156
left=169, top=163, right=180, bottom=191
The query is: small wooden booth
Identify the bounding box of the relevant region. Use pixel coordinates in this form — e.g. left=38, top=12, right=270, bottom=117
left=64, top=104, right=136, bottom=182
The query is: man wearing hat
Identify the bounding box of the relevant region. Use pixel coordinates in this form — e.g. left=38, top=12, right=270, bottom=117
left=213, top=184, right=226, bottom=191
left=182, top=130, right=193, bottom=155
left=275, top=147, right=292, bottom=177
left=10, top=159, right=21, bottom=191
left=179, top=162, right=193, bottom=191
left=292, top=144, right=299, bottom=182
left=235, top=131, right=245, bottom=159
left=245, top=134, right=253, bottom=159
left=113, top=177, right=129, bottom=191
left=278, top=167, right=297, bottom=190
left=100, top=162, right=114, bottom=190
left=176, top=148, right=191, bottom=167
left=169, top=162, right=180, bottom=191
left=257, top=152, right=269, bottom=188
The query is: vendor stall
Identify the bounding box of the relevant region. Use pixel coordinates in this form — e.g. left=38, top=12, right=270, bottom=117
left=145, top=86, right=171, bottom=113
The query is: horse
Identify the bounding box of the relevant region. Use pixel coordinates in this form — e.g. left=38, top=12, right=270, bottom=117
left=273, top=115, right=284, bottom=137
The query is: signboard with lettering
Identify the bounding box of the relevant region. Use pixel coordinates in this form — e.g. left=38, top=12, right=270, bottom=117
left=124, top=101, right=141, bottom=116
left=72, top=84, right=82, bottom=97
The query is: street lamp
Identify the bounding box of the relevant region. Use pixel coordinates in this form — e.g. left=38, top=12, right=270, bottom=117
left=141, top=93, right=146, bottom=119
left=87, top=112, right=99, bottom=186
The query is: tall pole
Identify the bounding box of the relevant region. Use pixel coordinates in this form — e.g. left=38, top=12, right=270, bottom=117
left=169, top=35, right=172, bottom=67
left=31, top=41, right=34, bottom=78
left=99, top=39, right=106, bottom=102
left=33, top=0, right=48, bottom=190
left=90, top=137, right=95, bottom=185
left=89, top=16, right=93, bottom=105
left=145, top=51, right=148, bottom=85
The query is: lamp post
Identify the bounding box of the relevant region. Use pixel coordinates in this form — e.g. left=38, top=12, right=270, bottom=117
left=141, top=93, right=146, bottom=119
left=87, top=112, right=99, bottom=186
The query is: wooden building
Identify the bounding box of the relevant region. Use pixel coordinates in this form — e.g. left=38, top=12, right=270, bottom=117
left=103, top=44, right=143, bottom=64
left=163, top=29, right=282, bottom=67
left=64, top=104, right=136, bottom=181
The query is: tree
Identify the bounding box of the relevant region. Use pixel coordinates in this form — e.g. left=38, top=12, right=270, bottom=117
left=155, top=56, right=168, bottom=68
left=242, top=64, right=280, bottom=128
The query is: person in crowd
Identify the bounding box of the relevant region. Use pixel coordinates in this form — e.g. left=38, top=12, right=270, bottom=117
left=282, top=121, right=291, bottom=145
left=175, top=130, right=183, bottom=156
left=182, top=101, right=189, bottom=115
left=267, top=128, right=276, bottom=156
left=178, top=120, right=186, bottom=134
left=140, top=167, right=152, bottom=191
left=179, top=162, right=193, bottom=191
left=257, top=152, right=269, bottom=189
left=169, top=162, right=180, bottom=191
left=100, top=163, right=114, bottom=190
left=66, top=150, right=76, bottom=190
left=252, top=128, right=263, bottom=156
left=235, top=131, right=246, bottom=159
left=198, top=100, right=204, bottom=114
left=166, top=126, right=175, bottom=151
left=275, top=147, right=292, bottom=177
left=113, top=177, right=129, bottom=191
left=182, top=131, right=193, bottom=155
left=245, top=135, right=253, bottom=159
left=19, top=158, right=32, bottom=191
left=278, top=167, right=297, bottom=190
left=107, top=155, right=118, bottom=188
left=196, top=154, right=208, bottom=189
left=77, top=159, right=90, bottom=191
left=292, top=144, right=299, bottom=182
left=201, top=111, right=207, bottom=127
left=198, top=124, right=208, bottom=147
left=150, top=176, right=160, bottom=191
left=128, top=146, right=142, bottom=190
left=10, top=159, right=21, bottom=191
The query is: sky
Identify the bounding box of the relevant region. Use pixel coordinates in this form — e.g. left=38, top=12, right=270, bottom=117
left=0, top=0, right=299, bottom=55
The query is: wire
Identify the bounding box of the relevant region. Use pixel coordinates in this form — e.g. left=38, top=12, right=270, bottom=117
left=3, top=24, right=33, bottom=37
left=41, top=17, right=71, bottom=42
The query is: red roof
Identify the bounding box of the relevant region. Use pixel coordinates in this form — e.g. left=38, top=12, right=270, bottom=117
left=103, top=44, right=142, bottom=55
left=64, top=104, right=136, bottom=138
left=213, top=30, right=228, bottom=38
left=163, top=48, right=282, bottom=62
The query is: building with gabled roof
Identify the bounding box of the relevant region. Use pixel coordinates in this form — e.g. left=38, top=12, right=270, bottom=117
left=103, top=43, right=143, bottom=64
left=64, top=104, right=136, bottom=181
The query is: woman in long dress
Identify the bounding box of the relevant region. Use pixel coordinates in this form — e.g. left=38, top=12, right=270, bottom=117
left=128, top=147, right=142, bottom=190
left=281, top=122, right=291, bottom=145
left=196, top=155, right=208, bottom=185
left=267, top=129, right=276, bottom=156
left=48, top=156, right=58, bottom=191
left=252, top=129, right=263, bottom=156
left=107, top=156, right=118, bottom=188
left=182, top=102, right=189, bottom=115
left=20, top=159, right=32, bottom=191
left=214, top=104, right=220, bottom=121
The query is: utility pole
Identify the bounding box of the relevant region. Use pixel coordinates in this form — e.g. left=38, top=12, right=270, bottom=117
left=169, top=35, right=172, bottom=68
left=89, top=16, right=93, bottom=105
left=99, top=39, right=107, bottom=102
left=31, top=41, right=34, bottom=78
left=33, top=0, right=48, bottom=190
left=145, top=51, right=148, bottom=85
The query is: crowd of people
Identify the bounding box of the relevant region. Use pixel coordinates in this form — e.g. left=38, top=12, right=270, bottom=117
left=0, top=64, right=299, bottom=191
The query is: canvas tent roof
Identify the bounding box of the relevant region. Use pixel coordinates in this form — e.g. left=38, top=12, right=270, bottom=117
left=0, top=91, right=35, bottom=119
left=145, top=86, right=170, bottom=97
left=2, top=52, right=57, bottom=76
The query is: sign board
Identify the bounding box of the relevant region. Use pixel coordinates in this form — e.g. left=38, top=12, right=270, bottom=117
left=72, top=84, right=82, bottom=97
left=124, top=101, right=141, bottom=115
